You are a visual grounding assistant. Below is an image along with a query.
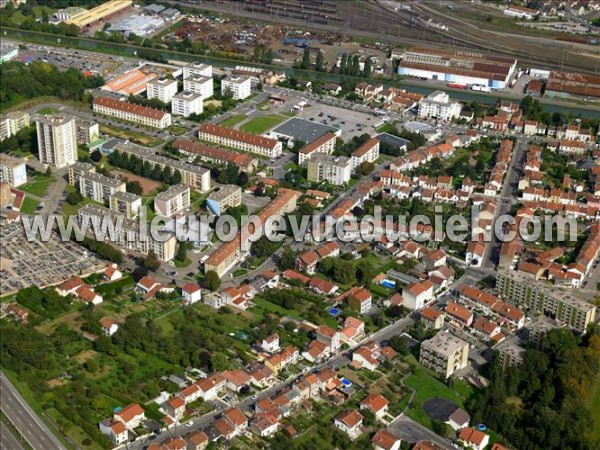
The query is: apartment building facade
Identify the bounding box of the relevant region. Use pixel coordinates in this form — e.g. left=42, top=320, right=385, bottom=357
left=146, top=77, right=178, bottom=103
left=109, top=191, right=142, bottom=218
left=0, top=154, right=27, bottom=187
left=496, top=269, right=596, bottom=333
left=79, top=172, right=126, bottom=204
left=78, top=205, right=177, bottom=261
left=183, top=76, right=213, bottom=99
left=351, top=138, right=380, bottom=170
left=75, top=119, right=100, bottom=145
left=174, top=137, right=258, bottom=173
left=420, top=333, right=469, bottom=378
left=307, top=153, right=352, bottom=186
left=183, top=61, right=212, bottom=79
left=154, top=184, right=190, bottom=216
left=198, top=123, right=282, bottom=158
left=34, top=114, right=78, bottom=168
left=206, top=184, right=242, bottom=216
left=298, top=132, right=336, bottom=166
left=0, top=111, right=30, bottom=141
left=68, top=161, right=96, bottom=186
left=221, top=76, right=252, bottom=100
left=92, top=97, right=172, bottom=129
left=171, top=91, right=203, bottom=117
left=418, top=91, right=462, bottom=121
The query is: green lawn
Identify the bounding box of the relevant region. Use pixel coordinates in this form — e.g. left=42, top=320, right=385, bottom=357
left=174, top=258, right=192, bottom=268
left=240, top=115, right=286, bottom=134
left=167, top=125, right=188, bottom=136
left=588, top=373, right=600, bottom=440
left=20, top=175, right=55, bottom=197
left=37, top=107, right=58, bottom=114
left=219, top=114, right=247, bottom=127
left=20, top=196, right=40, bottom=214
left=10, top=6, right=56, bottom=25
left=61, top=197, right=103, bottom=218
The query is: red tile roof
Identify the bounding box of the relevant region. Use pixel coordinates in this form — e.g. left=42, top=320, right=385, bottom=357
left=93, top=96, right=167, bottom=120
left=199, top=123, right=279, bottom=150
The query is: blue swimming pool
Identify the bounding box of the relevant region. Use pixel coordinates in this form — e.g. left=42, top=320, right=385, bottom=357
left=341, top=378, right=352, bottom=387
left=329, top=308, right=340, bottom=316
left=380, top=279, right=396, bottom=289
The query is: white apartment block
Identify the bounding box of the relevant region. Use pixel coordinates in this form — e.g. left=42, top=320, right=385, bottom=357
left=183, top=76, right=213, bottom=99
left=206, top=184, right=242, bottom=216
left=78, top=205, right=177, bottom=261
left=146, top=77, right=178, bottom=103
left=68, top=161, right=95, bottom=186
left=109, top=191, right=142, bottom=218
left=221, top=76, right=252, bottom=100
left=34, top=114, right=78, bottom=168
left=420, top=333, right=469, bottom=378
left=0, top=154, right=27, bottom=187
left=79, top=172, right=126, bottom=204
left=154, top=184, right=190, bottom=216
left=298, top=132, right=337, bottom=166
left=92, top=97, right=171, bottom=129
left=351, top=138, right=380, bottom=170
left=307, top=153, right=352, bottom=186
left=418, top=91, right=462, bottom=121
left=171, top=91, right=203, bottom=117
left=183, top=61, right=212, bottom=79
left=0, top=111, right=30, bottom=141
left=198, top=123, right=282, bottom=158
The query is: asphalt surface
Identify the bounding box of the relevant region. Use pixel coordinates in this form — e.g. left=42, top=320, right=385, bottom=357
left=0, top=372, right=65, bottom=450
left=0, top=421, right=25, bottom=450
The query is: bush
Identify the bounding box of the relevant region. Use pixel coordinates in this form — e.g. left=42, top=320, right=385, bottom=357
left=66, top=190, right=83, bottom=205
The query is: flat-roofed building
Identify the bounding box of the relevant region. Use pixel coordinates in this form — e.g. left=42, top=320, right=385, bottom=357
left=171, top=91, right=203, bottom=117
left=198, top=123, right=282, bottom=158
left=92, top=97, right=171, bottom=129
left=183, top=62, right=212, bottom=79
left=351, top=138, right=380, bottom=170
left=34, top=114, right=78, bottom=168
left=154, top=184, right=190, bottom=216
left=109, top=191, right=142, bottom=218
left=420, top=333, right=469, bottom=378
left=0, top=154, right=27, bottom=187
left=68, top=161, right=95, bottom=186
left=298, top=132, right=336, bottom=166
left=183, top=76, right=213, bottom=100
left=0, top=111, right=30, bottom=141
left=206, top=184, right=242, bottom=216
left=146, top=77, right=178, bottom=103
left=66, top=0, right=133, bottom=30
left=418, top=91, right=462, bottom=121
left=79, top=172, right=126, bottom=204
left=78, top=205, right=177, bottom=261
left=173, top=138, right=258, bottom=173
left=221, top=76, right=252, bottom=100
left=497, top=269, right=596, bottom=333
left=113, top=142, right=210, bottom=192
left=307, top=153, right=352, bottom=186
left=75, top=119, right=100, bottom=145
left=494, top=340, right=526, bottom=369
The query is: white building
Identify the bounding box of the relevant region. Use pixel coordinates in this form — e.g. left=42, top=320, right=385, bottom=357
left=0, top=111, right=30, bottom=141
left=109, top=191, right=142, bottom=218
left=183, top=61, right=212, bottom=79
left=34, top=114, right=78, bottom=168
left=79, top=172, right=126, bottom=204
left=307, top=153, right=352, bottom=185
left=183, top=75, right=213, bottom=100
left=182, top=283, right=202, bottom=304
left=92, top=97, right=172, bottom=129
left=153, top=183, right=190, bottom=216
left=100, top=317, right=119, bottom=336
left=351, top=138, right=380, bottom=170
left=221, top=76, right=252, bottom=100
left=418, top=91, right=462, bottom=121
left=0, top=154, right=27, bottom=187
left=171, top=91, right=203, bottom=117
left=146, top=77, right=178, bottom=103
left=402, top=280, right=434, bottom=310
left=75, top=119, right=100, bottom=145
left=297, top=132, right=337, bottom=166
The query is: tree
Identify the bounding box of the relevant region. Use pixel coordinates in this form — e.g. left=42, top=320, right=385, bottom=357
left=300, top=47, right=311, bottom=69
left=390, top=335, right=409, bottom=355
left=66, top=190, right=83, bottom=205
left=141, top=251, right=160, bottom=272
left=172, top=169, right=182, bottom=185
left=315, top=50, right=324, bottom=72
left=333, top=260, right=356, bottom=284
left=339, top=53, right=347, bottom=74
left=278, top=246, right=296, bottom=270
left=203, top=270, right=221, bottom=291
left=251, top=236, right=279, bottom=258
left=45, top=166, right=52, bottom=177
left=237, top=171, right=249, bottom=187
left=90, top=150, right=102, bottom=162
left=211, top=352, right=229, bottom=372
left=126, top=180, right=143, bottom=195
left=175, top=243, right=189, bottom=263
left=363, top=56, right=372, bottom=78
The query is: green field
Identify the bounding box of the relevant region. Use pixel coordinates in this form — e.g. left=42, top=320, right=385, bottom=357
left=20, top=176, right=55, bottom=197
left=20, top=196, right=40, bottom=214
left=219, top=114, right=247, bottom=127
left=10, top=6, right=56, bottom=25
left=37, top=107, right=59, bottom=114
left=240, top=115, right=286, bottom=134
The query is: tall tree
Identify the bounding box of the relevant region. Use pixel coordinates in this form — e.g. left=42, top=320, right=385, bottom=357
left=363, top=57, right=372, bottom=78
left=315, top=50, right=324, bottom=72
left=301, top=47, right=311, bottom=69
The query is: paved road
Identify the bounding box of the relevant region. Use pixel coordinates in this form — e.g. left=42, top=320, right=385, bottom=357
left=0, top=372, right=65, bottom=450
left=0, top=421, right=25, bottom=450
left=388, top=414, right=453, bottom=449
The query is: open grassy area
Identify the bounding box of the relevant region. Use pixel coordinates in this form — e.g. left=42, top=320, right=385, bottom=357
left=37, top=107, right=59, bottom=114
left=10, top=6, right=56, bottom=25
left=99, top=124, right=163, bottom=147
left=240, top=115, right=286, bottom=134
left=219, top=114, right=247, bottom=127
left=20, top=175, right=55, bottom=197
left=20, top=196, right=41, bottom=214
left=61, top=197, right=103, bottom=218
left=167, top=125, right=188, bottom=136
left=588, top=373, right=600, bottom=440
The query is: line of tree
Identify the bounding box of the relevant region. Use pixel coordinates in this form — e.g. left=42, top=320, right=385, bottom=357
left=108, top=150, right=182, bottom=185
left=253, top=44, right=274, bottom=64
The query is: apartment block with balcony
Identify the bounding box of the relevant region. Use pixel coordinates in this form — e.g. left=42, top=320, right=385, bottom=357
left=79, top=172, right=126, bottom=204
left=221, top=76, right=252, bottom=100
left=183, top=61, right=212, bottom=79
left=68, top=161, right=96, bottom=186
left=109, top=191, right=142, bottom=218
left=154, top=184, right=190, bottom=217
left=183, top=76, right=213, bottom=99
left=307, top=153, right=352, bottom=186
left=206, top=184, right=242, bottom=216
left=420, top=332, right=469, bottom=378
left=34, top=114, right=78, bottom=168
left=171, top=91, right=203, bottom=117
left=0, top=154, right=27, bottom=187
left=146, top=77, right=178, bottom=103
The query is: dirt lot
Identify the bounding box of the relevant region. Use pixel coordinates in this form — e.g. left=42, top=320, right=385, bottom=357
left=112, top=170, right=162, bottom=195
